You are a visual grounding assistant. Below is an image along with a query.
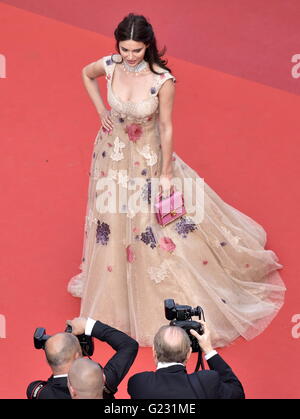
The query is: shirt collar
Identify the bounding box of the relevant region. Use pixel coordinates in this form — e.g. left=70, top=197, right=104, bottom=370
left=53, top=374, right=68, bottom=379
left=156, top=362, right=185, bottom=370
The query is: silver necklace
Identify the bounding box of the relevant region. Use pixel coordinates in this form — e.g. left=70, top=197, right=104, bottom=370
left=122, top=59, right=149, bottom=76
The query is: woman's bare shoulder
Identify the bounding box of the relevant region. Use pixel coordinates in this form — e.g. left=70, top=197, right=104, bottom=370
left=152, top=63, right=168, bottom=74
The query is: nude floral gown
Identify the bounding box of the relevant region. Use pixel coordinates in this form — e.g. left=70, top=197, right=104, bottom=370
left=68, top=53, right=286, bottom=348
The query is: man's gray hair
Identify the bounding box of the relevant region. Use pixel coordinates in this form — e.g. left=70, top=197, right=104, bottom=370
left=154, top=325, right=191, bottom=363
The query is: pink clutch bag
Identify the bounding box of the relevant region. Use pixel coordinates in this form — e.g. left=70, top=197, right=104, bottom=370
left=155, top=188, right=187, bottom=227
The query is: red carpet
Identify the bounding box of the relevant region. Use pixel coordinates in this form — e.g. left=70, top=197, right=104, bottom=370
left=0, top=1, right=299, bottom=399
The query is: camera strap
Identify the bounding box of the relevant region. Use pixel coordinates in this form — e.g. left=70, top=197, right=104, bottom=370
left=194, top=349, right=205, bottom=372
left=187, top=373, right=208, bottom=399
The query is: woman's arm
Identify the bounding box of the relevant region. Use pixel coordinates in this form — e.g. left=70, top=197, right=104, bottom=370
left=82, top=58, right=114, bottom=131
left=158, top=78, right=176, bottom=180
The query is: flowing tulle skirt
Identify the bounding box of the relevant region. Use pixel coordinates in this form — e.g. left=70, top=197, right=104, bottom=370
left=68, top=124, right=286, bottom=348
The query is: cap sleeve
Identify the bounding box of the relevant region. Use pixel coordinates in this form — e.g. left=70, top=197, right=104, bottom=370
left=100, top=54, right=114, bottom=80
left=151, top=71, right=176, bottom=97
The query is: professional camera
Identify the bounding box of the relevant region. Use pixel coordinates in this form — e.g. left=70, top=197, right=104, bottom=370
left=164, top=299, right=205, bottom=353
left=33, top=324, right=94, bottom=357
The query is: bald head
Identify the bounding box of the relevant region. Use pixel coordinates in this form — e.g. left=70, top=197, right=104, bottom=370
left=45, top=333, right=82, bottom=372
left=153, top=326, right=191, bottom=364
left=68, top=358, right=104, bottom=399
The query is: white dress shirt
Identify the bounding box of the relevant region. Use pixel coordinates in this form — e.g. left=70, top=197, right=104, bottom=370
left=85, top=317, right=97, bottom=336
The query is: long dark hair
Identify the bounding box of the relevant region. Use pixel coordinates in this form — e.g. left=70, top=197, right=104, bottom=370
left=113, top=13, right=174, bottom=77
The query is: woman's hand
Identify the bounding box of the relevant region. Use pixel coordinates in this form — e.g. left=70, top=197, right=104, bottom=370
left=99, top=108, right=114, bottom=132
left=159, top=172, right=174, bottom=198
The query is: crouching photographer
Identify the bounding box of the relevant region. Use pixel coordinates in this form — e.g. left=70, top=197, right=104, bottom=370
left=27, top=317, right=138, bottom=399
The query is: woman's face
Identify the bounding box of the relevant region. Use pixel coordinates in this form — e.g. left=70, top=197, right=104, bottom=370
left=119, top=40, right=148, bottom=66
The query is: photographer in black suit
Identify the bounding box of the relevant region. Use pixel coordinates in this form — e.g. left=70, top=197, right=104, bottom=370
left=128, top=320, right=245, bottom=399
left=27, top=317, right=138, bottom=399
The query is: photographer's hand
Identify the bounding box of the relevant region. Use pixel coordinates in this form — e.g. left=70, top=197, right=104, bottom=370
left=190, top=320, right=214, bottom=354
left=66, top=317, right=87, bottom=335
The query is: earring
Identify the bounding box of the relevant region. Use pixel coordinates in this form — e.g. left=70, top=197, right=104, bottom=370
left=111, top=53, right=123, bottom=64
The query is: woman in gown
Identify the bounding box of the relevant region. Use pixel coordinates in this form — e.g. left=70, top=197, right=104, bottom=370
left=68, top=13, right=286, bottom=348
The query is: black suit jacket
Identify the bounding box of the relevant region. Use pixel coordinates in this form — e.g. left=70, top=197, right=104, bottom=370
left=27, top=320, right=138, bottom=399
left=128, top=353, right=245, bottom=399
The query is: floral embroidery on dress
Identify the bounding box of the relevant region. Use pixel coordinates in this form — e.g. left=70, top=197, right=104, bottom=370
left=107, top=169, right=129, bottom=188
left=141, top=178, right=152, bottom=204
left=219, top=226, right=242, bottom=250
left=174, top=216, right=198, bottom=238
left=126, top=210, right=136, bottom=219
left=67, top=272, right=85, bottom=297
left=125, top=123, right=143, bottom=142
left=125, top=199, right=138, bottom=219
left=137, top=144, right=158, bottom=166
left=107, top=169, right=118, bottom=181
left=151, top=72, right=176, bottom=98
left=86, top=208, right=98, bottom=227
left=140, top=226, right=157, bottom=249
left=96, top=221, right=111, bottom=245
left=110, top=136, right=126, bottom=161
left=102, top=125, right=111, bottom=135
left=110, top=108, right=155, bottom=125
left=147, top=260, right=170, bottom=284
left=91, top=166, right=101, bottom=180
left=159, top=237, right=176, bottom=253
left=126, top=245, right=135, bottom=263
